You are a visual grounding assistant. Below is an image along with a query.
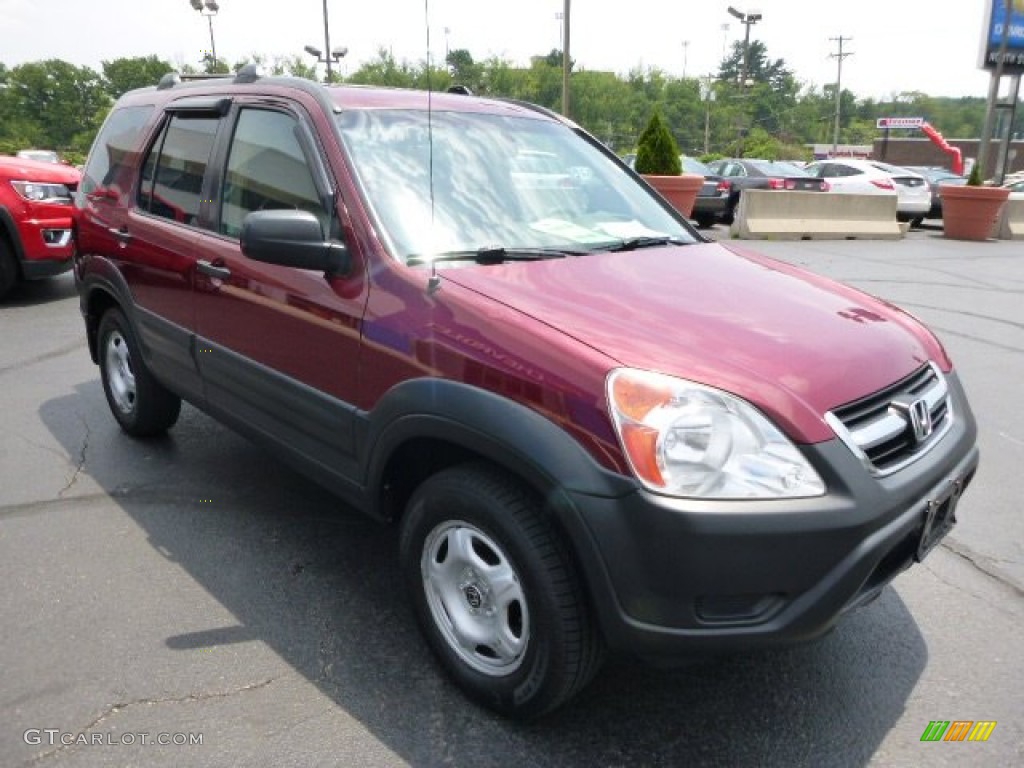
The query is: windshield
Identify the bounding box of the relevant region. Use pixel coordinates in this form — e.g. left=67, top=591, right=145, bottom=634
left=17, top=150, right=60, bottom=164
left=336, top=109, right=696, bottom=264
left=681, top=156, right=711, bottom=175
left=747, top=160, right=810, bottom=177
left=870, top=161, right=918, bottom=177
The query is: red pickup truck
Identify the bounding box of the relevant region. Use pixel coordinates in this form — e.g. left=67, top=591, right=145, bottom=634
left=0, top=155, right=80, bottom=299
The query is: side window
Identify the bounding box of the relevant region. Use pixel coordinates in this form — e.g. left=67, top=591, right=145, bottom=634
left=220, top=109, right=328, bottom=239
left=81, top=105, right=154, bottom=199
left=137, top=114, right=219, bottom=226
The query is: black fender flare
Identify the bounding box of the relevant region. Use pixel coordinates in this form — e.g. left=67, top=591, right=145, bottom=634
left=359, top=378, right=635, bottom=518
left=78, top=256, right=137, bottom=362
left=0, top=206, right=27, bottom=263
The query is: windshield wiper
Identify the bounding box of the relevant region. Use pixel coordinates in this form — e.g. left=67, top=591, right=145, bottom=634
left=596, top=236, right=689, bottom=253
left=406, top=245, right=577, bottom=266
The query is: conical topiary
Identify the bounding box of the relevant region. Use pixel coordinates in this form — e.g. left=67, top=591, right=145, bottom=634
left=635, top=110, right=682, bottom=176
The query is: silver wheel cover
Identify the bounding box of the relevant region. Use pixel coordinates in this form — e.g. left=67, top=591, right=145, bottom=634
left=421, top=520, right=530, bottom=676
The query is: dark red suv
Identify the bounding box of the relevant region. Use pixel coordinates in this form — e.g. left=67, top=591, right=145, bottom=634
left=0, top=155, right=80, bottom=299
left=74, top=68, right=979, bottom=718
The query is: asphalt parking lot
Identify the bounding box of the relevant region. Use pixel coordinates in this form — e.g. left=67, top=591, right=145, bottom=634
left=2, top=227, right=1022, bottom=767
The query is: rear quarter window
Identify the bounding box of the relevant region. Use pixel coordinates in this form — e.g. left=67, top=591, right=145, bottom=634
left=80, top=105, right=154, bottom=200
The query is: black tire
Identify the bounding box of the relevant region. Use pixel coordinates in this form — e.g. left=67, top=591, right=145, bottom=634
left=694, top=214, right=717, bottom=229
left=97, top=308, right=181, bottom=437
left=399, top=463, right=604, bottom=719
left=0, top=240, right=18, bottom=300
left=910, top=216, right=924, bottom=228
left=722, top=194, right=739, bottom=225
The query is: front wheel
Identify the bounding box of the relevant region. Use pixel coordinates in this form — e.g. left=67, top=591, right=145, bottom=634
left=399, top=464, right=603, bottom=719
left=0, top=241, right=18, bottom=300
left=98, top=308, right=182, bottom=436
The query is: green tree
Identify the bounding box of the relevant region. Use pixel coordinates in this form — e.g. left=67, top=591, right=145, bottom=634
left=635, top=110, right=681, bottom=175
left=348, top=48, right=418, bottom=88
left=446, top=48, right=483, bottom=93
left=3, top=60, right=108, bottom=153
left=102, top=56, right=174, bottom=98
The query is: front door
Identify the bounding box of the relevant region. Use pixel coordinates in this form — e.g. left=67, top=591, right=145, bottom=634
left=192, top=102, right=368, bottom=479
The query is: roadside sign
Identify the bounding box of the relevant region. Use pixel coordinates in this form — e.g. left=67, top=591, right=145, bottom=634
left=876, top=117, right=925, bottom=129
left=978, top=0, right=1024, bottom=74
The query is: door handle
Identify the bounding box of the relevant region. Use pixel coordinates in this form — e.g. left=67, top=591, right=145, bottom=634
left=108, top=226, right=132, bottom=246
left=197, top=259, right=231, bottom=280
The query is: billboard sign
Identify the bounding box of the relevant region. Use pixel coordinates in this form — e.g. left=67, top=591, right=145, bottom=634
left=979, top=0, right=1024, bottom=73
left=876, top=117, right=925, bottom=129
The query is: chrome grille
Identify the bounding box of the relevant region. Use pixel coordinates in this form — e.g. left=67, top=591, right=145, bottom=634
left=826, top=362, right=952, bottom=475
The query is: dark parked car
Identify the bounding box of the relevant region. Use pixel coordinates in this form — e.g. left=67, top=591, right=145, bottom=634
left=681, top=156, right=731, bottom=228
left=621, top=154, right=730, bottom=228
left=904, top=166, right=967, bottom=219
left=75, top=69, right=978, bottom=719
left=705, top=158, right=829, bottom=223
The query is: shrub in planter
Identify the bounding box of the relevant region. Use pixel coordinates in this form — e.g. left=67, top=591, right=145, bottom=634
left=635, top=111, right=682, bottom=176
left=940, top=161, right=1009, bottom=241
left=635, top=111, right=701, bottom=217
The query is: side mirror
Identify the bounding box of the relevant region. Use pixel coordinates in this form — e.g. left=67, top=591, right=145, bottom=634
left=240, top=210, right=350, bottom=275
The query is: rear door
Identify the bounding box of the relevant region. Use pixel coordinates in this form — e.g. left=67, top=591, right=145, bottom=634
left=191, top=97, right=368, bottom=478
left=84, top=100, right=227, bottom=402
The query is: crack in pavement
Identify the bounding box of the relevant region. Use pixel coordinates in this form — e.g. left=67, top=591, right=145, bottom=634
left=57, top=416, right=90, bottom=498
left=0, top=339, right=82, bottom=378
left=939, top=538, right=1024, bottom=599
left=16, top=434, right=75, bottom=465
left=919, top=324, right=1024, bottom=355
left=22, top=677, right=279, bottom=766
left=892, top=302, right=1024, bottom=332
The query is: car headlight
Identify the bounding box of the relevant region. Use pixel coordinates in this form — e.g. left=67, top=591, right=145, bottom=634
left=606, top=368, right=825, bottom=499
left=10, top=180, right=72, bottom=203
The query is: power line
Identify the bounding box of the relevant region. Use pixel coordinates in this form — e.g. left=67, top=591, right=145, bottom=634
left=829, top=35, right=854, bottom=155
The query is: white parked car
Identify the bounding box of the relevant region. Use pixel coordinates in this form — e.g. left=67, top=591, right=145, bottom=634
left=804, top=159, right=931, bottom=224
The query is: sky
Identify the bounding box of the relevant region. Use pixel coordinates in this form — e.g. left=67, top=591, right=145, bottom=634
left=0, top=0, right=1009, bottom=100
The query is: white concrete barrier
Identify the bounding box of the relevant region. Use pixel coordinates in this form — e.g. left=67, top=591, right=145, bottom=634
left=730, top=190, right=903, bottom=240
left=996, top=193, right=1024, bottom=240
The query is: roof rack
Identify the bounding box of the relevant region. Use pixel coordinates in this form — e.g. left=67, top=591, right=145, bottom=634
left=156, top=64, right=264, bottom=91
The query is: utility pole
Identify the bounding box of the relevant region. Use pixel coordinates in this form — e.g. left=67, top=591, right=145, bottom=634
left=561, top=0, right=571, bottom=117
left=830, top=36, right=854, bottom=156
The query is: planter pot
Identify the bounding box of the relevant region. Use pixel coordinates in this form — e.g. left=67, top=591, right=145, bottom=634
left=939, top=184, right=1010, bottom=241
left=642, top=173, right=704, bottom=218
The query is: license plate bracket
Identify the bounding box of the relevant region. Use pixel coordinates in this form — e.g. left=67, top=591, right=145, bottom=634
left=915, top=476, right=965, bottom=562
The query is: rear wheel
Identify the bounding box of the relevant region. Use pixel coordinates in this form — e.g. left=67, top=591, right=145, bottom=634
left=694, top=214, right=717, bottom=229
left=98, top=308, right=181, bottom=436
left=399, top=463, right=604, bottom=719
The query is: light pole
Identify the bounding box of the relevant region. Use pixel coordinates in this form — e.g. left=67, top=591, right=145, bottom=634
left=727, top=7, right=761, bottom=88
left=189, top=0, right=219, bottom=69
left=682, top=40, right=689, bottom=79
left=310, top=0, right=338, bottom=82
left=304, top=45, right=348, bottom=83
